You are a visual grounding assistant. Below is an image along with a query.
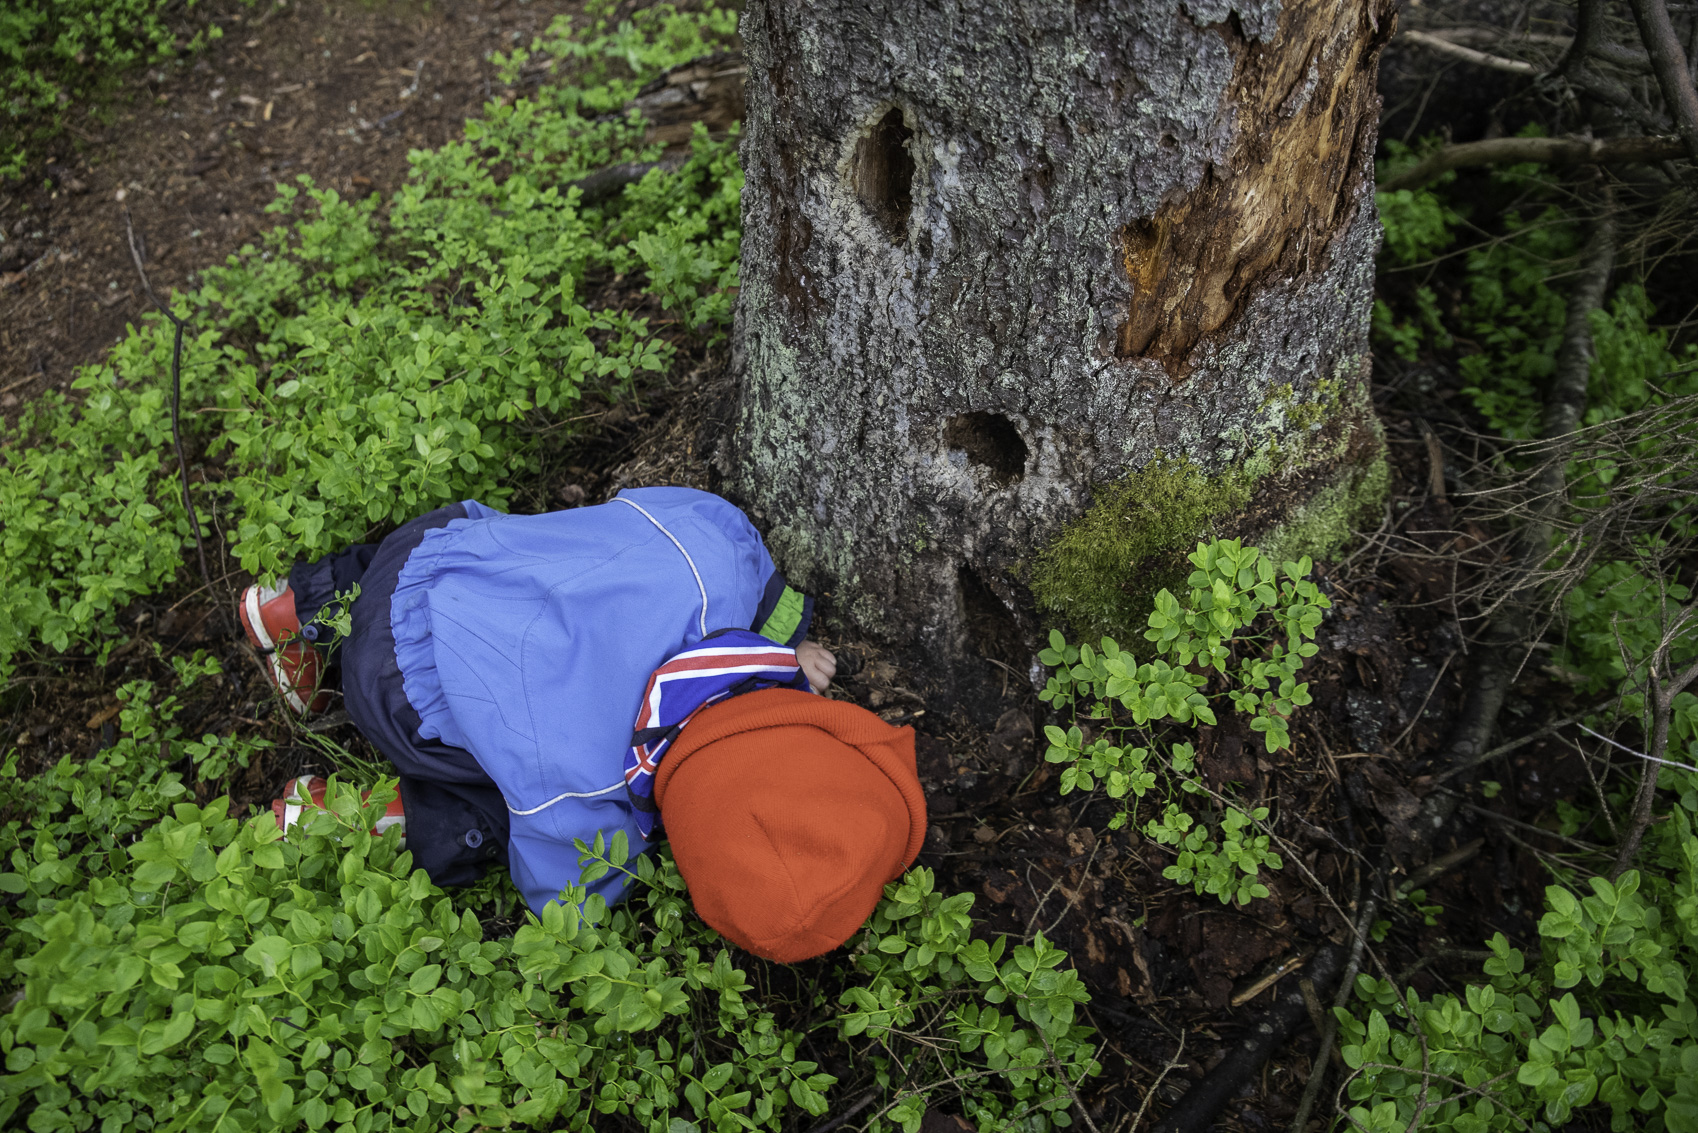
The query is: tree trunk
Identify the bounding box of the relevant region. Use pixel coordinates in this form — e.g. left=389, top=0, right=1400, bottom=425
left=729, top=0, right=1396, bottom=708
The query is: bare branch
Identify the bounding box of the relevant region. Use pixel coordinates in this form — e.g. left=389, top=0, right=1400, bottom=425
left=1130, top=1031, right=1186, bottom=1133
left=1565, top=0, right=1612, bottom=75
left=1401, top=28, right=1539, bottom=75
left=1612, top=605, right=1698, bottom=877
left=1625, top=0, right=1698, bottom=162
left=1285, top=894, right=1381, bottom=1133
left=1378, top=135, right=1686, bottom=192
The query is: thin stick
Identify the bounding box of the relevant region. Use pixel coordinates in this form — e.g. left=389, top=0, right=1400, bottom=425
left=1385, top=651, right=1455, bottom=753
left=1612, top=639, right=1698, bottom=877
left=1287, top=890, right=1379, bottom=1133
left=1401, top=28, right=1539, bottom=74
left=803, top=1089, right=878, bottom=1133
left=1429, top=707, right=1604, bottom=784
left=1577, top=720, right=1698, bottom=774
left=1129, top=1031, right=1185, bottom=1133
left=124, top=207, right=215, bottom=602
left=1035, top=1026, right=1103, bottom=1133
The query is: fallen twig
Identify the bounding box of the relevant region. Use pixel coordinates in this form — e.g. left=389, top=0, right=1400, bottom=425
left=1230, top=953, right=1308, bottom=1008
left=1395, top=837, right=1484, bottom=898
left=1284, top=892, right=1379, bottom=1133
left=1150, top=941, right=1345, bottom=1133
left=1429, top=706, right=1609, bottom=785
left=1385, top=650, right=1456, bottom=751
left=803, top=1089, right=878, bottom=1133
left=1129, top=1031, right=1185, bottom=1133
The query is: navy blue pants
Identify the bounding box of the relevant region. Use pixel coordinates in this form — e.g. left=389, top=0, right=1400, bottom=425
left=288, top=504, right=510, bottom=888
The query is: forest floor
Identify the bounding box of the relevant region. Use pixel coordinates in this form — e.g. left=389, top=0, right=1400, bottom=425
left=0, top=4, right=1614, bottom=1132
left=0, top=0, right=581, bottom=412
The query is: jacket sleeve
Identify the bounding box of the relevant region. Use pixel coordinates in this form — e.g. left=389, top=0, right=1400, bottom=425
left=751, top=570, right=814, bottom=647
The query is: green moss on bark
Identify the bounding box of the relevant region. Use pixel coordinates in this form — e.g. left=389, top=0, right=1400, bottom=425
left=1029, top=410, right=1388, bottom=644
left=1028, top=458, right=1253, bottom=639
left=1257, top=453, right=1389, bottom=567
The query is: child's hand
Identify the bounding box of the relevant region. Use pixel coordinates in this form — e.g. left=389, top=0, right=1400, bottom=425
left=796, top=640, right=837, bottom=693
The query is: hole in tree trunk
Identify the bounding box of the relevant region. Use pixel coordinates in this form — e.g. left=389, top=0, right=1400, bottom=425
left=957, top=564, right=1025, bottom=669
left=944, top=411, right=1028, bottom=486
left=854, top=108, right=915, bottom=243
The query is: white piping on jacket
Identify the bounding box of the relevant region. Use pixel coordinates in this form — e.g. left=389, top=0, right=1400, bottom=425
left=507, top=779, right=627, bottom=816
left=504, top=496, right=705, bottom=818
left=613, top=495, right=709, bottom=638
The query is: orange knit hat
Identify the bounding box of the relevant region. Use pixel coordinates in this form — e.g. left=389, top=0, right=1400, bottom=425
left=654, top=688, right=926, bottom=963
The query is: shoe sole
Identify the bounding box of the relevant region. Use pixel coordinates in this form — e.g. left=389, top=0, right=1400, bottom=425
left=241, top=585, right=276, bottom=651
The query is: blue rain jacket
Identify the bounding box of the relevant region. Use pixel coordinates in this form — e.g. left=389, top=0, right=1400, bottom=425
left=387, top=487, right=812, bottom=913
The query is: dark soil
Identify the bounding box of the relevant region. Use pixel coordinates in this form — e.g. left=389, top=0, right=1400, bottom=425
left=0, top=0, right=584, bottom=411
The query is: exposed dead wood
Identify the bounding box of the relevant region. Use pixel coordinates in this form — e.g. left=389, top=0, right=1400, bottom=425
left=567, top=157, right=684, bottom=205
left=1117, top=0, right=1390, bottom=377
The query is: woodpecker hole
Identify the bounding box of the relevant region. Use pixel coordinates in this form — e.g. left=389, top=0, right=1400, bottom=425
left=945, top=411, right=1028, bottom=486
left=854, top=107, right=916, bottom=243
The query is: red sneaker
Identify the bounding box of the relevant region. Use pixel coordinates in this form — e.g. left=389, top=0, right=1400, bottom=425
left=239, top=581, right=330, bottom=714
left=272, top=776, right=406, bottom=843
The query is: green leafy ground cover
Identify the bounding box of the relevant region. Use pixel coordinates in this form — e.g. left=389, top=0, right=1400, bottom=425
left=0, top=3, right=742, bottom=675
left=1333, top=147, right=1698, bottom=1131
left=1039, top=540, right=1329, bottom=906
left=0, top=5, right=1107, bottom=1130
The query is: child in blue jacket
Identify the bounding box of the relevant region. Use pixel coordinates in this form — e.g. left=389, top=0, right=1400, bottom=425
left=241, top=488, right=926, bottom=962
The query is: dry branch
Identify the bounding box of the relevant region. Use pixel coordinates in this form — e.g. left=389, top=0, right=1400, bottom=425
left=1611, top=609, right=1698, bottom=877
left=1561, top=0, right=1656, bottom=75
left=1400, top=28, right=1539, bottom=75
left=1284, top=895, right=1381, bottom=1133
left=1418, top=205, right=1618, bottom=827
left=1378, top=135, right=1686, bottom=192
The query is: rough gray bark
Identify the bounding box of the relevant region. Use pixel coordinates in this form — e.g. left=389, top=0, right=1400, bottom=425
left=729, top=0, right=1395, bottom=701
